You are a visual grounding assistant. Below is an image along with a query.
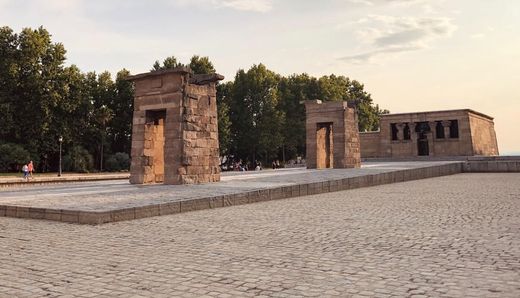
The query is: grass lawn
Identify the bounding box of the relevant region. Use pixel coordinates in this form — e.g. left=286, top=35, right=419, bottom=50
left=0, top=173, right=21, bottom=177
left=0, top=172, right=56, bottom=178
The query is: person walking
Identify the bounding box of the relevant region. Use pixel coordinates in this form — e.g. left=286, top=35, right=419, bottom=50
left=28, top=160, right=34, bottom=179
left=22, top=163, right=29, bottom=181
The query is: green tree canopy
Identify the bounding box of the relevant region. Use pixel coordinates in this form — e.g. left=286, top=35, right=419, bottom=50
left=189, top=55, right=215, bottom=74
left=228, top=64, right=285, bottom=164
left=222, top=66, right=388, bottom=165
left=151, top=55, right=184, bottom=71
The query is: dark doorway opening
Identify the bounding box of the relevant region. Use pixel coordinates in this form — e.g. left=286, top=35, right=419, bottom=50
left=390, top=123, right=398, bottom=140
left=417, top=132, right=429, bottom=156
left=450, top=120, right=459, bottom=138
left=403, top=123, right=411, bottom=140
left=436, top=121, right=445, bottom=139
left=316, top=122, right=333, bottom=169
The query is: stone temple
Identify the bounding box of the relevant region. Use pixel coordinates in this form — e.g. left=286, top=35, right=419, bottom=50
left=126, top=66, right=499, bottom=184
left=127, top=68, right=223, bottom=185
left=360, top=109, right=499, bottom=158
left=304, top=100, right=361, bottom=169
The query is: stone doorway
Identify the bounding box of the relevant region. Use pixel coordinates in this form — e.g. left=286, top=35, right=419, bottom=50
left=316, top=122, right=333, bottom=169
left=143, top=110, right=165, bottom=183
left=417, top=132, right=429, bottom=156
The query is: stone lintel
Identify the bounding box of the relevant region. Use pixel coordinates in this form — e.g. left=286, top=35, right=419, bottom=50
left=189, top=73, right=225, bottom=85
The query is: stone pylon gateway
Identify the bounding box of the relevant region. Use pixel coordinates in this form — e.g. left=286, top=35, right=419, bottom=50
left=304, top=100, right=361, bottom=169
left=127, top=67, right=223, bottom=185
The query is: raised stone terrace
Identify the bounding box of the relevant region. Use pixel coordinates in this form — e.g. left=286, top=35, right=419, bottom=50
left=1, top=158, right=518, bottom=225
left=0, top=161, right=463, bottom=224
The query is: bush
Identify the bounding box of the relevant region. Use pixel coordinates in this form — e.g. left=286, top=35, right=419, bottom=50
left=63, top=145, right=94, bottom=173
left=0, top=143, right=31, bottom=172
left=105, top=152, right=130, bottom=172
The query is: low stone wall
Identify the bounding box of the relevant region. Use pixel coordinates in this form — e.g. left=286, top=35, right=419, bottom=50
left=0, top=174, right=130, bottom=189
left=359, top=131, right=380, bottom=158
left=463, top=156, right=520, bottom=172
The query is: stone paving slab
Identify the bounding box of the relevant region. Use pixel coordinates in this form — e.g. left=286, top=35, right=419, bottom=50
left=0, top=161, right=464, bottom=224
left=0, top=173, right=519, bottom=297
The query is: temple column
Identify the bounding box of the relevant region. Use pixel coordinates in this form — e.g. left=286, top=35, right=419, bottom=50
left=428, top=121, right=437, bottom=156
left=408, top=122, right=417, bottom=156
left=442, top=120, right=452, bottom=139
left=396, top=123, right=405, bottom=141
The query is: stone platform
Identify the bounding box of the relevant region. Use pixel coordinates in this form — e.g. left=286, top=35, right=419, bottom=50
left=0, top=161, right=469, bottom=224
left=0, top=173, right=130, bottom=188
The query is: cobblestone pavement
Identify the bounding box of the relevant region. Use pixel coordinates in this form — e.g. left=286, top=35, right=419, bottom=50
left=0, top=173, right=519, bottom=297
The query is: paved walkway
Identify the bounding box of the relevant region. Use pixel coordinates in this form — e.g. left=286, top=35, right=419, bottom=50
left=0, top=172, right=129, bottom=187
left=0, top=161, right=456, bottom=212
left=0, top=173, right=518, bottom=297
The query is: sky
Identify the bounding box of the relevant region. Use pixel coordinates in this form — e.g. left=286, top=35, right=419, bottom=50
left=1, top=0, right=519, bottom=153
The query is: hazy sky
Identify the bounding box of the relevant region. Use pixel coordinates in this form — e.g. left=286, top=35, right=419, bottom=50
left=1, top=0, right=519, bottom=153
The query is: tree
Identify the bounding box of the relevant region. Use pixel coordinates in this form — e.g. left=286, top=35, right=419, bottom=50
left=1, top=26, right=68, bottom=171
left=216, top=82, right=233, bottom=157
left=278, top=74, right=319, bottom=160
left=151, top=55, right=183, bottom=71
left=316, top=75, right=386, bottom=132
left=109, top=69, right=134, bottom=154
left=229, top=64, right=284, bottom=165
left=96, top=105, right=114, bottom=171
left=189, top=55, right=215, bottom=74
left=0, top=143, right=30, bottom=172
left=0, top=27, right=18, bottom=142
left=62, top=145, right=94, bottom=173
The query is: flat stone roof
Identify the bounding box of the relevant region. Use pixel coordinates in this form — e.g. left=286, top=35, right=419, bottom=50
left=381, top=109, right=494, bottom=120
left=126, top=67, right=192, bottom=81
left=126, top=67, right=224, bottom=84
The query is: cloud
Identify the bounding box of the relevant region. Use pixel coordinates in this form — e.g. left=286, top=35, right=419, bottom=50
left=470, top=27, right=495, bottom=40
left=339, top=45, right=423, bottom=63
left=347, top=0, right=431, bottom=6
left=345, top=0, right=444, bottom=14
left=172, top=0, right=272, bottom=12
left=339, top=15, right=457, bottom=63
left=220, top=0, right=272, bottom=12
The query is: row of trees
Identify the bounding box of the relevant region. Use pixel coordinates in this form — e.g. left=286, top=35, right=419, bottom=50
left=0, top=26, right=387, bottom=172
left=217, top=65, right=388, bottom=166
left=0, top=26, right=134, bottom=172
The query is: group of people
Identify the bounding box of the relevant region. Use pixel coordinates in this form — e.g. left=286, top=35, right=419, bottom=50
left=230, top=160, right=263, bottom=171
left=21, top=161, right=34, bottom=180
left=271, top=160, right=282, bottom=169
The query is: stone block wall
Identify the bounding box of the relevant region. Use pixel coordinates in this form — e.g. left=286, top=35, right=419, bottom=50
left=360, top=132, right=381, bottom=158
left=128, top=68, right=223, bottom=185
left=468, top=112, right=499, bottom=156
left=361, top=109, right=497, bottom=159
left=179, top=83, right=220, bottom=184
left=344, top=107, right=361, bottom=168
left=305, top=100, right=361, bottom=169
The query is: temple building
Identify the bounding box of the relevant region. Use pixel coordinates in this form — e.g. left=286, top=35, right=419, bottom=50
left=360, top=109, right=499, bottom=158
left=304, top=100, right=361, bottom=169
